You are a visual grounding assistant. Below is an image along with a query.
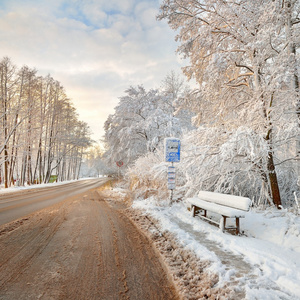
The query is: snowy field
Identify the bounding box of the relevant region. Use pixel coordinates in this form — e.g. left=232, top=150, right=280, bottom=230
left=133, top=197, right=300, bottom=300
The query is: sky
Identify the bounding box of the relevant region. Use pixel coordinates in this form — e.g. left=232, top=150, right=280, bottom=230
left=0, top=0, right=184, bottom=141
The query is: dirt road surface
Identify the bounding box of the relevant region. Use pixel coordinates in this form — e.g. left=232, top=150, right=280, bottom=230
left=0, top=186, right=179, bottom=299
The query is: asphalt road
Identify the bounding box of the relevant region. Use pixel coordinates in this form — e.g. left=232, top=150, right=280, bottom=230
left=0, top=180, right=179, bottom=299
left=0, top=178, right=109, bottom=226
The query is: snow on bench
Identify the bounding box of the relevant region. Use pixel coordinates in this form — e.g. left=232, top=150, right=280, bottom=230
left=186, top=191, right=252, bottom=235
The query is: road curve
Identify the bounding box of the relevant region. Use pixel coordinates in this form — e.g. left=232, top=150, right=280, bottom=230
left=0, top=178, right=109, bottom=226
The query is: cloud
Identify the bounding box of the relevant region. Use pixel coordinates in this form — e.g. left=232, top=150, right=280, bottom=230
left=0, top=0, right=184, bottom=141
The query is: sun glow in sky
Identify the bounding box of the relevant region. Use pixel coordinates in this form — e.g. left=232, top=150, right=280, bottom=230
left=0, top=0, right=184, bottom=141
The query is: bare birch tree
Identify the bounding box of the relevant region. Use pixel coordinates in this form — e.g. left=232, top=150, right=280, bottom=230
left=0, top=58, right=92, bottom=188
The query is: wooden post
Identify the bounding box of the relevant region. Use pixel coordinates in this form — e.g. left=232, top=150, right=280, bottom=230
left=236, top=218, right=240, bottom=235
left=192, top=205, right=195, bottom=217
left=222, top=216, right=227, bottom=232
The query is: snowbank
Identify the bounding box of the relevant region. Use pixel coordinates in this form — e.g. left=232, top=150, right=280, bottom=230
left=0, top=178, right=96, bottom=193
left=132, top=197, right=300, bottom=299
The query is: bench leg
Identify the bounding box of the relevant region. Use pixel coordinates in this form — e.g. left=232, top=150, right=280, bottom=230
left=191, top=205, right=195, bottom=217
left=221, top=216, right=227, bottom=232
left=236, top=218, right=240, bottom=235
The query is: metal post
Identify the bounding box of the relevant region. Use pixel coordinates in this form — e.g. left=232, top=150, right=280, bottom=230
left=170, top=162, right=174, bottom=202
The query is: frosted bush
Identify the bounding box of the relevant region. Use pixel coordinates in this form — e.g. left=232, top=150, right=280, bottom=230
left=127, top=126, right=299, bottom=209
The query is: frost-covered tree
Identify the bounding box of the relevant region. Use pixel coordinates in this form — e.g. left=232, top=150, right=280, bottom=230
left=0, top=57, right=18, bottom=188
left=161, top=71, right=195, bottom=131
left=81, top=144, right=112, bottom=177
left=159, top=0, right=300, bottom=207
left=0, top=57, right=92, bottom=187
left=104, top=85, right=186, bottom=168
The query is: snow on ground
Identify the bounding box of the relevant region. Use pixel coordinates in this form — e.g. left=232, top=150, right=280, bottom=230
left=0, top=178, right=95, bottom=193
left=2, top=181, right=299, bottom=299
left=132, top=197, right=300, bottom=300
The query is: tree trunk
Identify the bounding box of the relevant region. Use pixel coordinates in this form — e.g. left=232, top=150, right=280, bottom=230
left=4, top=147, right=8, bottom=188
left=20, top=153, right=27, bottom=186
left=27, top=144, right=32, bottom=185
left=265, top=109, right=282, bottom=208
left=254, top=58, right=282, bottom=208
left=267, top=151, right=281, bottom=208
left=77, top=150, right=83, bottom=180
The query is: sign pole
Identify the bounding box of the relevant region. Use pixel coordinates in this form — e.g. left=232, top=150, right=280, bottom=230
left=164, top=138, right=181, bottom=203
left=170, top=162, right=174, bottom=202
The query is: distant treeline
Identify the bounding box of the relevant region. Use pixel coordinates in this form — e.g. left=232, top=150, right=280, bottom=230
left=0, top=57, right=92, bottom=188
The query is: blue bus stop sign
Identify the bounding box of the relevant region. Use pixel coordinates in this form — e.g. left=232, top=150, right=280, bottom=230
left=164, top=138, right=181, bottom=162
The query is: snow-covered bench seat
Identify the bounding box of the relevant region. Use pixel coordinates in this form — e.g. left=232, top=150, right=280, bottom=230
left=186, top=191, right=252, bottom=235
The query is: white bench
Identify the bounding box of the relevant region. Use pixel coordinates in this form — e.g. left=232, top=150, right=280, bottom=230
left=186, top=191, right=251, bottom=235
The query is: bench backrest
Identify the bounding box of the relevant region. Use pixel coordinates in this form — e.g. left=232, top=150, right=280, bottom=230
left=198, top=191, right=251, bottom=211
